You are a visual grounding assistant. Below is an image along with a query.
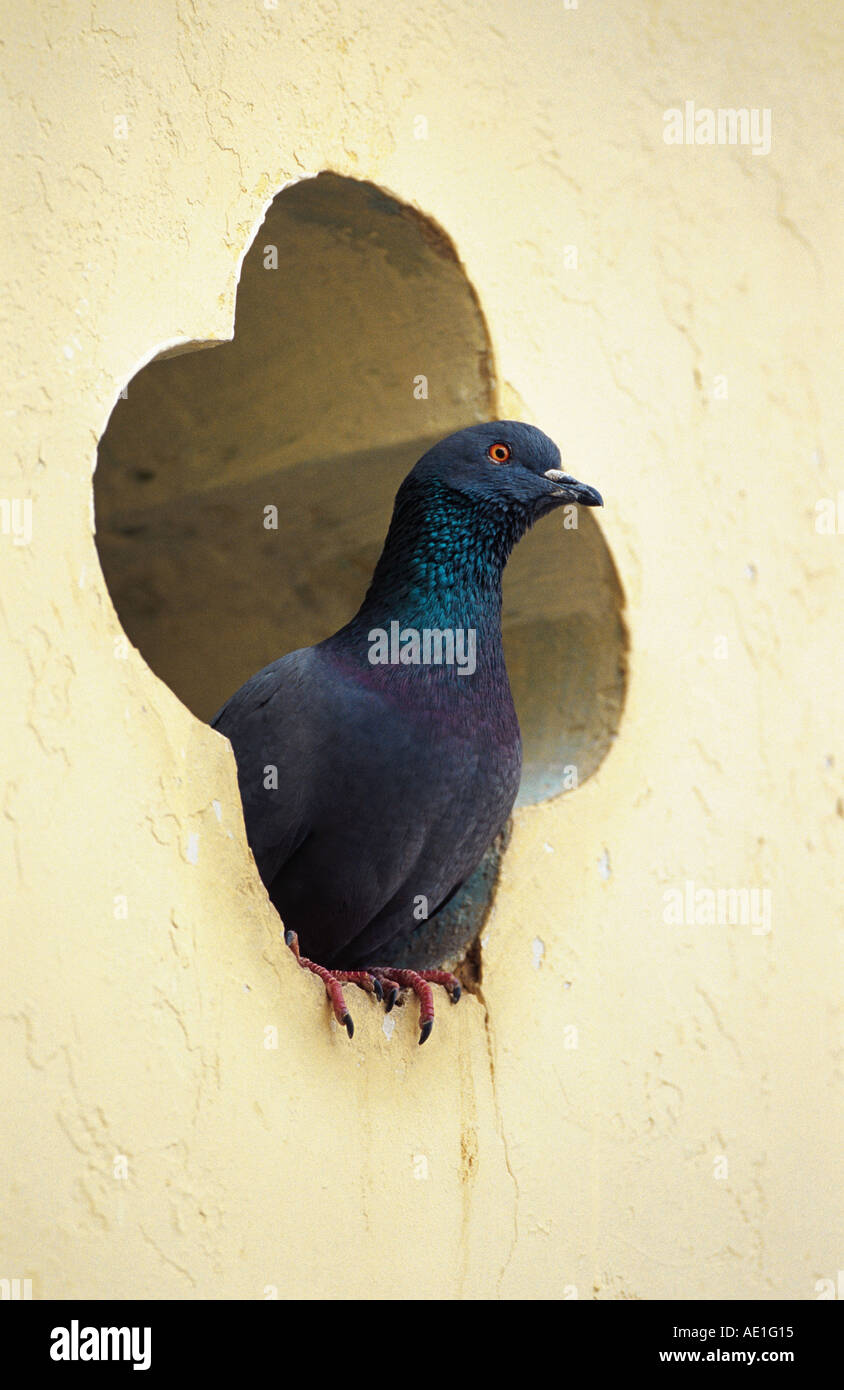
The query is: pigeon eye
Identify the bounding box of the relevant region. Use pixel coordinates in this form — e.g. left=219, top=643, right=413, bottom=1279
left=487, top=442, right=511, bottom=464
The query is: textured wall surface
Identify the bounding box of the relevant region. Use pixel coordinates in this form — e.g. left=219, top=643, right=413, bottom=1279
left=2, top=0, right=841, bottom=1299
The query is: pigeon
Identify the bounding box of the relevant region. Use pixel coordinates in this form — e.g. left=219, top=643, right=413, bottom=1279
left=212, top=421, right=603, bottom=1042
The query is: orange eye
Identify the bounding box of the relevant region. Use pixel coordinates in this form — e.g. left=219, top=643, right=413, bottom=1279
left=488, top=442, right=511, bottom=463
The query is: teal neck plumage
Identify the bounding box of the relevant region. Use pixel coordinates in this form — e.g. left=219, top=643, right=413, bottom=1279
left=351, top=477, right=528, bottom=640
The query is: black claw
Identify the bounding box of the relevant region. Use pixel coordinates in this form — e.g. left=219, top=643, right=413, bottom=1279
left=451, top=984, right=462, bottom=1003
left=343, top=1013, right=354, bottom=1039
left=418, top=1019, right=433, bottom=1045
left=372, top=977, right=383, bottom=1002
left=384, top=988, right=398, bottom=1013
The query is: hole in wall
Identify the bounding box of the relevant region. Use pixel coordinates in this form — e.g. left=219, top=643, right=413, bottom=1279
left=95, top=172, right=627, bottom=972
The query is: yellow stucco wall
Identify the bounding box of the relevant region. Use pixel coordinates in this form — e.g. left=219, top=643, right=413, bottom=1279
left=2, top=0, right=841, bottom=1299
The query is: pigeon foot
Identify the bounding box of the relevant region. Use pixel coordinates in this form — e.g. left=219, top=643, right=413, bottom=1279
left=284, top=931, right=460, bottom=1044
left=371, top=967, right=462, bottom=1044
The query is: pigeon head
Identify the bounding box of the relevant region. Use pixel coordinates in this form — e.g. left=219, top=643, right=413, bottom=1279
left=353, top=419, right=604, bottom=637
left=410, top=420, right=603, bottom=520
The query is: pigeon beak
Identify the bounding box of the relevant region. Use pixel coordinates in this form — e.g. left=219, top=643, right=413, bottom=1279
left=543, top=469, right=604, bottom=507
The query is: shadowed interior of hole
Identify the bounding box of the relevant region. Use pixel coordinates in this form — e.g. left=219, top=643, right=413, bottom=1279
left=94, top=172, right=627, bottom=970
